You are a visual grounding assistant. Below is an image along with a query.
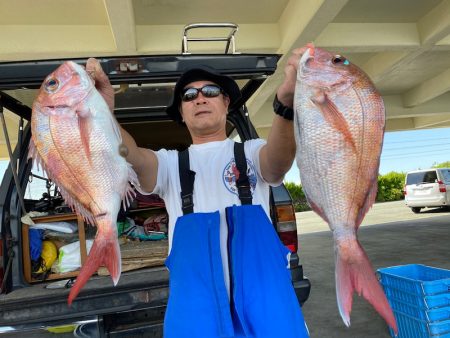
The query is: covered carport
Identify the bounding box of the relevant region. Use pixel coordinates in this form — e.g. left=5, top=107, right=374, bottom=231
left=2, top=0, right=450, bottom=154
left=1, top=1, right=450, bottom=337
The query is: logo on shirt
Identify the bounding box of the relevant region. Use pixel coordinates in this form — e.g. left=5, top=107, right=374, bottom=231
left=222, top=158, right=257, bottom=195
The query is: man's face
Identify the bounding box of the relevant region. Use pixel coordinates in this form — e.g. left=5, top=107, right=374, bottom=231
left=180, top=80, right=230, bottom=137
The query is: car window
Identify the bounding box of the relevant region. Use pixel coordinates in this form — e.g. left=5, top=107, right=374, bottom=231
left=0, top=160, right=8, bottom=181
left=406, top=171, right=437, bottom=185
left=423, top=171, right=438, bottom=183
left=439, top=169, right=450, bottom=183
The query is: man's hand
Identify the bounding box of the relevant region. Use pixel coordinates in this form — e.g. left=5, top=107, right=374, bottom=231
left=86, top=58, right=115, bottom=113
left=276, top=48, right=305, bottom=108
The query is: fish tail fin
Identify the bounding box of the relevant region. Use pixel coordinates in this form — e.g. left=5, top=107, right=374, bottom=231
left=68, top=226, right=121, bottom=306
left=335, top=235, right=397, bottom=334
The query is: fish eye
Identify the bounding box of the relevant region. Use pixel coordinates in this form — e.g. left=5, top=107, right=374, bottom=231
left=332, top=55, right=349, bottom=65
left=44, top=78, right=59, bottom=92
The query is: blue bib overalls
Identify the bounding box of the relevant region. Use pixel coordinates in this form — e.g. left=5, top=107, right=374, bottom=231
left=163, top=143, right=309, bottom=338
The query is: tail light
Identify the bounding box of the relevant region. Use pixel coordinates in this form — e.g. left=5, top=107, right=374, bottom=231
left=403, top=184, right=407, bottom=195
left=438, top=180, right=447, bottom=193
left=275, top=204, right=298, bottom=253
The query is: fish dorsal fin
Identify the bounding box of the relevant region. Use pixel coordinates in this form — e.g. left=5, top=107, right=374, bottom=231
left=28, top=140, right=42, bottom=170
left=107, top=109, right=122, bottom=144
left=311, top=92, right=357, bottom=153
left=105, top=103, right=135, bottom=210
left=122, top=162, right=139, bottom=210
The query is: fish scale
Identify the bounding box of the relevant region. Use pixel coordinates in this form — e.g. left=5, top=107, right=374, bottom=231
left=49, top=116, right=93, bottom=195
left=293, top=43, right=397, bottom=334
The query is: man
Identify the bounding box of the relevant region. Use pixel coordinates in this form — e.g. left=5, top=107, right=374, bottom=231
left=86, top=49, right=308, bottom=338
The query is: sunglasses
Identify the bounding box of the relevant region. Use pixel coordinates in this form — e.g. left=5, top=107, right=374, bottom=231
left=181, top=84, right=227, bottom=102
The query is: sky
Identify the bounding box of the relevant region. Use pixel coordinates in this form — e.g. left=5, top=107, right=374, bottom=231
left=284, top=126, right=450, bottom=184
left=2, top=127, right=450, bottom=191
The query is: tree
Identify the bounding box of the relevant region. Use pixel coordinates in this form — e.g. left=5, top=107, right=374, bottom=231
left=432, top=161, right=450, bottom=168
left=284, top=182, right=311, bottom=212
left=376, top=171, right=406, bottom=202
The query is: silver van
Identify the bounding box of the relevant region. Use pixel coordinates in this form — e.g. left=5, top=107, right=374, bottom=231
left=404, top=168, right=450, bottom=213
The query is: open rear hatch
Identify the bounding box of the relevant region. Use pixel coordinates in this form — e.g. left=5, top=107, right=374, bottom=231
left=0, top=51, right=280, bottom=325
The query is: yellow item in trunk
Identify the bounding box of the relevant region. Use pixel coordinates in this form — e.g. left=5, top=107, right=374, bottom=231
left=36, top=240, right=57, bottom=273
left=46, top=324, right=76, bottom=333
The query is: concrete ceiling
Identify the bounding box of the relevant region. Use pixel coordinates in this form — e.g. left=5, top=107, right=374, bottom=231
left=1, top=0, right=450, bottom=143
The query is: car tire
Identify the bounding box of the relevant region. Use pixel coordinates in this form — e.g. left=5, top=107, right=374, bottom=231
left=411, top=207, right=422, bottom=214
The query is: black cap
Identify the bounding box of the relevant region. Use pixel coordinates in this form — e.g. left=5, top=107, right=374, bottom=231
left=166, top=65, right=241, bottom=123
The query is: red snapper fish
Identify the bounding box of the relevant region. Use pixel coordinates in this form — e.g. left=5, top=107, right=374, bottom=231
left=29, top=61, right=138, bottom=305
left=293, top=44, right=397, bottom=333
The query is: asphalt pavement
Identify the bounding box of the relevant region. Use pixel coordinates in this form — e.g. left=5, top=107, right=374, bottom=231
left=295, top=199, right=447, bottom=235
left=295, top=200, right=450, bottom=338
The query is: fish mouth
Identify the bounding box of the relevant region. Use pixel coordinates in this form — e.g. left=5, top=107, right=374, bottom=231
left=33, top=102, right=70, bottom=113
left=37, top=104, right=71, bottom=115
left=298, top=45, right=351, bottom=92
left=299, top=47, right=314, bottom=75
left=301, top=46, right=314, bottom=62
left=46, top=105, right=70, bottom=109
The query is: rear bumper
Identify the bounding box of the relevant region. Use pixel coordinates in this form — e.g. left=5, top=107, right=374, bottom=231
left=290, top=253, right=311, bottom=306
left=0, top=307, right=166, bottom=337
left=405, top=195, right=448, bottom=207
left=0, top=256, right=311, bottom=336
left=0, top=268, right=169, bottom=336
left=293, top=278, right=311, bottom=306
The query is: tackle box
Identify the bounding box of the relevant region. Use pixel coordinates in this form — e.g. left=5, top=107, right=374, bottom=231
left=377, top=264, right=450, bottom=338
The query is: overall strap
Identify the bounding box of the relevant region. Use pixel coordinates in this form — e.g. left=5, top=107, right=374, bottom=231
left=234, top=142, right=253, bottom=205
left=178, top=149, right=196, bottom=215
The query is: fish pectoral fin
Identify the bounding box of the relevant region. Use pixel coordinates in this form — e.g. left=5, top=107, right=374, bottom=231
left=77, top=113, right=93, bottom=164
left=311, top=92, right=357, bottom=153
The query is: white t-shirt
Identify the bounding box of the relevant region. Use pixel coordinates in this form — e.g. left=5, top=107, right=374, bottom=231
left=148, top=138, right=281, bottom=295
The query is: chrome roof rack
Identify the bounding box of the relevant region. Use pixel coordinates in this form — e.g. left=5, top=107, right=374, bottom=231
left=181, top=23, right=239, bottom=55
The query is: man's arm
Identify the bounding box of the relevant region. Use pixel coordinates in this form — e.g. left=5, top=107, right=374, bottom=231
left=120, top=128, right=159, bottom=193
left=259, top=49, right=302, bottom=184
left=259, top=115, right=296, bottom=184
left=86, top=58, right=158, bottom=193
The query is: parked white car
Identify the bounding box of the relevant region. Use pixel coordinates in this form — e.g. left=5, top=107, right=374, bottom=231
left=404, top=168, right=450, bottom=213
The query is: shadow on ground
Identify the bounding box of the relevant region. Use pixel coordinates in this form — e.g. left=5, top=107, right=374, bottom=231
left=417, top=207, right=450, bottom=214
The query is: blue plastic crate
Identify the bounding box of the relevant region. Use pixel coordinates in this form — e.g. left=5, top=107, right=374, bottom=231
left=383, top=285, right=450, bottom=309
left=389, top=298, right=450, bottom=322
left=378, top=265, right=450, bottom=296
left=390, top=310, right=450, bottom=338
